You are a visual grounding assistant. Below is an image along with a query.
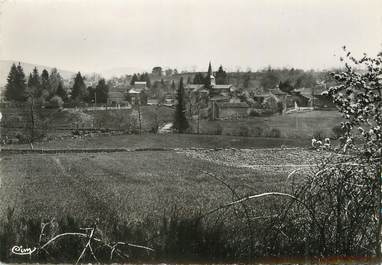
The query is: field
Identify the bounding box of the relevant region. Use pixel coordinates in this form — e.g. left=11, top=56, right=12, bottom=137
left=193, top=110, right=343, bottom=138
left=4, top=133, right=311, bottom=150
left=0, top=134, right=333, bottom=262
left=0, top=134, right=319, bottom=222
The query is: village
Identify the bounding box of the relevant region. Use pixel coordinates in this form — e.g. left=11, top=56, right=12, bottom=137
left=101, top=62, right=336, bottom=121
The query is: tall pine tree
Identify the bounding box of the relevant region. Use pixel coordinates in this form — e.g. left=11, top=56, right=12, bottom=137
left=95, top=78, right=109, bottom=103
left=56, top=82, right=67, bottom=102
left=28, top=67, right=41, bottom=89
left=130, top=74, right=138, bottom=85
left=205, top=62, right=213, bottom=92
left=71, top=72, right=87, bottom=101
left=173, top=77, right=188, bottom=133
left=4, top=63, right=27, bottom=102
left=40, top=69, right=50, bottom=100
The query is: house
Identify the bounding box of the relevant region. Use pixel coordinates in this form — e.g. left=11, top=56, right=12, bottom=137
left=127, top=81, right=148, bottom=105
left=147, top=99, right=159, bottom=105
left=293, top=86, right=335, bottom=109
left=107, top=86, right=129, bottom=106
left=214, top=102, right=249, bottom=120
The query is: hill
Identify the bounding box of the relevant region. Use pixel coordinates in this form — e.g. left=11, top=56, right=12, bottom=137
left=0, top=60, right=76, bottom=86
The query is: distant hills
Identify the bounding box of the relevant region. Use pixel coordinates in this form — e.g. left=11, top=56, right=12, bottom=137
left=0, top=60, right=152, bottom=87
left=0, top=60, right=77, bottom=86
left=101, top=66, right=148, bottom=79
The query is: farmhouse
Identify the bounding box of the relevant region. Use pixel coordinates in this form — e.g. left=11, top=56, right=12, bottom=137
left=127, top=81, right=148, bottom=105
left=294, top=86, right=335, bottom=109
left=107, top=86, right=129, bottom=106
left=213, top=102, right=249, bottom=120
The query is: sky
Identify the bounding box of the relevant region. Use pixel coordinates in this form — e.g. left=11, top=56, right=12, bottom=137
left=1, top=0, right=382, bottom=74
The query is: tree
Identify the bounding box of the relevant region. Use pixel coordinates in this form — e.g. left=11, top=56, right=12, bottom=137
left=165, top=68, right=173, bottom=76
left=28, top=67, right=41, bottom=90
left=48, top=95, right=64, bottom=108
left=140, top=72, right=151, bottom=88
left=205, top=62, right=213, bottom=92
left=260, top=68, right=279, bottom=90
left=4, top=63, right=27, bottom=102
left=326, top=48, right=382, bottom=256
left=40, top=69, right=50, bottom=100
left=49, top=68, right=62, bottom=97
left=193, top=72, right=205, bottom=84
left=71, top=72, right=87, bottom=101
left=96, top=78, right=109, bottom=103
left=56, top=82, right=68, bottom=102
left=243, top=72, right=251, bottom=89
left=171, top=80, right=176, bottom=92
left=152, top=66, right=162, bottom=76
left=130, top=74, right=138, bottom=85
left=173, top=77, right=189, bottom=133
left=215, top=65, right=228, bottom=85
left=279, top=80, right=294, bottom=93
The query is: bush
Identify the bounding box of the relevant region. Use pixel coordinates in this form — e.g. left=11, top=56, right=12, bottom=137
left=332, top=125, right=344, bottom=139
left=47, top=96, right=64, bottom=109
left=15, top=131, right=30, bottom=144
left=313, top=130, right=325, bottom=140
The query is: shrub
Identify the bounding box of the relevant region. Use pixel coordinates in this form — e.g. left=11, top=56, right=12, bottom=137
left=332, top=125, right=344, bottom=139
left=47, top=96, right=64, bottom=109
left=313, top=130, right=325, bottom=140
left=15, top=131, right=30, bottom=143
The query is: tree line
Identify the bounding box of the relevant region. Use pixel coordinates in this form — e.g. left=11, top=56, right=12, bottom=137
left=3, top=63, right=109, bottom=107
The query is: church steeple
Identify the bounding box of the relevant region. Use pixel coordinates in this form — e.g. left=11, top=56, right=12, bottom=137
left=205, top=61, right=215, bottom=89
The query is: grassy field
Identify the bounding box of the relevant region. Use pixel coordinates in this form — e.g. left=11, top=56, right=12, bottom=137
left=0, top=147, right=318, bottom=224
left=4, top=133, right=311, bottom=150
left=193, top=110, right=342, bottom=138
left=0, top=134, right=325, bottom=261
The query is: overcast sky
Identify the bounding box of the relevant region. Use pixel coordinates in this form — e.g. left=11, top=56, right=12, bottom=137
left=1, top=0, right=382, bottom=73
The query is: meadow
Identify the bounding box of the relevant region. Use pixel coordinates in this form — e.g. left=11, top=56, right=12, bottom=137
left=5, top=133, right=310, bottom=150
left=0, top=147, right=318, bottom=222
left=193, top=110, right=343, bottom=138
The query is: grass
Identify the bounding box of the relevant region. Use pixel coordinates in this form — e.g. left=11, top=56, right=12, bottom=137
left=4, top=133, right=310, bottom=150
left=0, top=136, right=323, bottom=262
left=195, top=110, right=343, bottom=138
left=0, top=148, right=316, bottom=224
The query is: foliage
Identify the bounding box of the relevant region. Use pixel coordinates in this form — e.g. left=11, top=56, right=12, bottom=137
left=40, top=69, right=50, bottom=100
left=215, top=65, right=228, bottom=85
left=56, top=82, right=68, bottom=102
left=327, top=47, right=382, bottom=160
left=130, top=74, right=138, bottom=85
left=95, top=78, right=109, bottom=103
left=152, top=66, right=162, bottom=76
left=292, top=155, right=378, bottom=256
left=4, top=63, right=27, bottom=102
left=243, top=72, right=251, bottom=89
left=192, top=72, right=205, bottom=84
left=48, top=96, right=64, bottom=109
left=71, top=72, right=87, bottom=102
left=173, top=77, right=189, bottom=133
left=48, top=68, right=63, bottom=97
left=204, top=62, right=213, bottom=91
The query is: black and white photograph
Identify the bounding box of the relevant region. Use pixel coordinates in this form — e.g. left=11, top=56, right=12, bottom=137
left=0, top=0, right=382, bottom=263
